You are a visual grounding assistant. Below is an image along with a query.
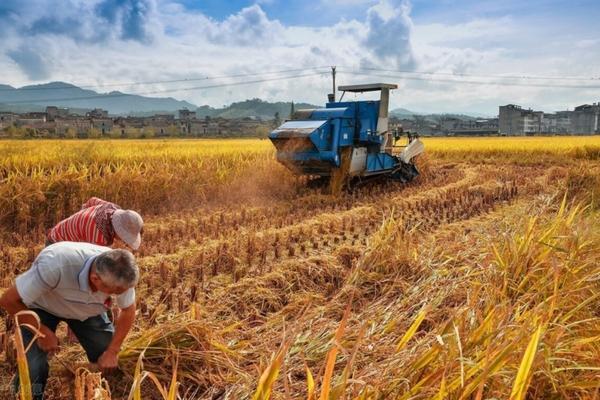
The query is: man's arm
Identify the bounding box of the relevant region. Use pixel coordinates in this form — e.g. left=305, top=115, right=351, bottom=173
left=0, top=286, right=59, bottom=353
left=97, top=303, right=136, bottom=370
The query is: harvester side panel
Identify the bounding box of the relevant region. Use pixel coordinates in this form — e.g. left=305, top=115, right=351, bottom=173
left=268, top=83, right=423, bottom=183
left=327, top=101, right=381, bottom=145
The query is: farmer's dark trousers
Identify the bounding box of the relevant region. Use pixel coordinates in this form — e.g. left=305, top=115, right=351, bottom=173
left=12, top=308, right=114, bottom=400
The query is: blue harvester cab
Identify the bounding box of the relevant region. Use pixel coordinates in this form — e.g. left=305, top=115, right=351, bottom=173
left=269, top=83, right=421, bottom=180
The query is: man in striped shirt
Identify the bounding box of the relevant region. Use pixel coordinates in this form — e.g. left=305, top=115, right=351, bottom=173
left=47, top=197, right=143, bottom=250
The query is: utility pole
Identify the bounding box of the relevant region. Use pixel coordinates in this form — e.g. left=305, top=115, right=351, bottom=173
left=331, top=66, right=336, bottom=101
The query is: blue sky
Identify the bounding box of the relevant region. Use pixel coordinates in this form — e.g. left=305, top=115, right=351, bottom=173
left=0, top=0, right=599, bottom=114
left=179, top=0, right=599, bottom=26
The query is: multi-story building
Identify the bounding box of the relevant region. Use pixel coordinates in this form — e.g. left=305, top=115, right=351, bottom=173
left=571, top=104, right=600, bottom=135
left=91, top=118, right=114, bottom=135
left=86, top=108, right=109, bottom=119
left=46, top=106, right=70, bottom=121
left=178, top=109, right=196, bottom=121
left=502, top=103, right=600, bottom=135
left=523, top=111, right=543, bottom=134
left=0, top=112, right=17, bottom=129
left=55, top=117, right=93, bottom=136
left=542, top=111, right=571, bottom=134
left=15, top=112, right=47, bottom=127
left=440, top=116, right=499, bottom=136
left=499, top=104, right=542, bottom=135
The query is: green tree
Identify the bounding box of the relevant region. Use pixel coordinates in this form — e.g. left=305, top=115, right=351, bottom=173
left=141, top=126, right=156, bottom=138
left=124, top=127, right=141, bottom=138
left=65, top=127, right=77, bottom=139
left=255, top=125, right=270, bottom=138
left=165, top=125, right=179, bottom=137
left=108, top=129, right=122, bottom=139
left=273, top=111, right=281, bottom=128
left=4, top=125, right=23, bottom=138
left=88, top=127, right=101, bottom=138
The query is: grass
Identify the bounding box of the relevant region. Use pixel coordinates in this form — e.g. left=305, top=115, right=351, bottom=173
left=1, top=136, right=599, bottom=238
left=422, top=136, right=600, bottom=163
left=0, top=136, right=599, bottom=399
left=114, top=194, right=599, bottom=399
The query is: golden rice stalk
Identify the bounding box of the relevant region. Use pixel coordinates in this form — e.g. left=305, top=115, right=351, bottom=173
left=13, top=323, right=32, bottom=400
left=14, top=310, right=44, bottom=400
left=74, top=367, right=111, bottom=400
left=510, top=325, right=543, bottom=400
left=129, top=350, right=146, bottom=400
left=330, top=322, right=366, bottom=399
left=127, top=351, right=179, bottom=400
left=318, top=300, right=352, bottom=400
left=305, top=362, right=315, bottom=400
left=252, top=343, right=288, bottom=400
left=166, top=355, right=180, bottom=400
left=396, top=305, right=429, bottom=352
left=433, top=373, right=446, bottom=400
left=453, top=323, right=464, bottom=389
left=74, top=369, right=84, bottom=400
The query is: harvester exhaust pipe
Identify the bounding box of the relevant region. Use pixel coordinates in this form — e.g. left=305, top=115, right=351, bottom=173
left=377, top=87, right=392, bottom=153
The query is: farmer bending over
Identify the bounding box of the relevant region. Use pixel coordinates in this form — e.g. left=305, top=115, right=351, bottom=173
left=0, top=242, right=139, bottom=400
left=47, top=197, right=143, bottom=250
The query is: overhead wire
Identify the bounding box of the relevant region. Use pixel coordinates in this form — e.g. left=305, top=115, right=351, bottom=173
left=337, top=65, right=600, bottom=82
left=3, top=64, right=598, bottom=106
left=3, top=71, right=330, bottom=104
left=337, top=69, right=600, bottom=89
left=0, top=66, right=331, bottom=92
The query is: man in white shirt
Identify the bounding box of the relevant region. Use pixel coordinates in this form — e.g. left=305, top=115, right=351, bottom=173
left=0, top=242, right=139, bottom=400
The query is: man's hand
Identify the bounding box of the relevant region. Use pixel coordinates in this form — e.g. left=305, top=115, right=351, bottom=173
left=101, top=303, right=135, bottom=371
left=36, top=326, right=59, bottom=353
left=97, top=348, right=119, bottom=372
left=0, top=286, right=58, bottom=354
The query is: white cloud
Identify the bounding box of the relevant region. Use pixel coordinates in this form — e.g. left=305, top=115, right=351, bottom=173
left=322, top=0, right=378, bottom=4
left=0, top=0, right=599, bottom=114
left=206, top=5, right=284, bottom=46
left=575, top=38, right=600, bottom=49
left=361, top=0, right=416, bottom=70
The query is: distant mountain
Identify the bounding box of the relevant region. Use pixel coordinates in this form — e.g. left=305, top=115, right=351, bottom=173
left=196, top=98, right=318, bottom=120
left=391, top=107, right=494, bottom=120
left=0, top=82, right=318, bottom=118
left=0, top=81, right=493, bottom=119
left=0, top=82, right=197, bottom=115
left=390, top=107, right=419, bottom=118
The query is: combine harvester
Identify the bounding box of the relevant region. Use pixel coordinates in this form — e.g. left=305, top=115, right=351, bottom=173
left=269, top=83, right=424, bottom=193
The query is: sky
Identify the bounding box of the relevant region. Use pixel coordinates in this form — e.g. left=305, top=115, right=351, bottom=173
left=0, top=0, right=599, bottom=115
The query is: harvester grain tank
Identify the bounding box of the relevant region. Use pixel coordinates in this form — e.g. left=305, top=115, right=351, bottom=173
left=269, top=83, right=424, bottom=191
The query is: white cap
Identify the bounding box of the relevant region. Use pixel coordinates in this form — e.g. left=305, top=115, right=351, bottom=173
left=112, top=210, right=143, bottom=250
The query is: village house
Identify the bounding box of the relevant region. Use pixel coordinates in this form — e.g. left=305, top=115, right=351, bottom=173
left=15, top=112, right=47, bottom=127
left=500, top=103, right=600, bottom=135
left=2, top=105, right=289, bottom=138
left=45, top=106, right=69, bottom=121
left=571, top=104, right=600, bottom=135
left=0, top=112, right=17, bottom=130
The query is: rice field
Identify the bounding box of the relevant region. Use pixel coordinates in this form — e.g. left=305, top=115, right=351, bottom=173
left=0, top=136, right=599, bottom=399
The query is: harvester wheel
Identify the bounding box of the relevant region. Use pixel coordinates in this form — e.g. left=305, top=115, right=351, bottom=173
left=329, top=147, right=352, bottom=195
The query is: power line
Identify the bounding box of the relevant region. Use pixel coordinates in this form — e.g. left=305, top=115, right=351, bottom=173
left=338, top=69, right=600, bottom=89
left=3, top=64, right=597, bottom=95
left=3, top=72, right=330, bottom=104
left=0, top=66, right=331, bottom=92
left=337, top=65, right=600, bottom=82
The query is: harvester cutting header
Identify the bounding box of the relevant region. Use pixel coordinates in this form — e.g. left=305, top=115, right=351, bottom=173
left=269, top=83, right=424, bottom=192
